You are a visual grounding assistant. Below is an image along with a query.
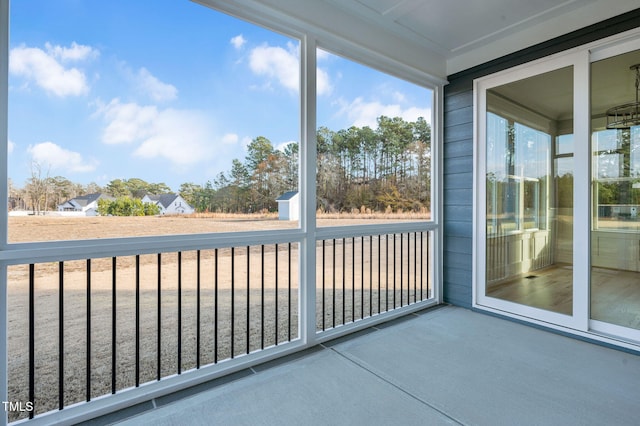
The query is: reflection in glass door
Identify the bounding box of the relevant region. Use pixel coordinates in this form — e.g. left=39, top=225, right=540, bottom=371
left=485, top=67, right=574, bottom=315
left=591, top=50, right=640, bottom=330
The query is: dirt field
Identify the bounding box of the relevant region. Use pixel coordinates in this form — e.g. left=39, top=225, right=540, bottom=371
left=5, top=214, right=430, bottom=421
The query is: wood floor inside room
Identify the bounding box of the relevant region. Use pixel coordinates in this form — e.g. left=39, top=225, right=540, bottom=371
left=486, top=265, right=640, bottom=330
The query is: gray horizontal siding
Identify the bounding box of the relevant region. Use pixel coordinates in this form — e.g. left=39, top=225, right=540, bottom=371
left=443, top=81, right=474, bottom=308
left=443, top=205, right=473, bottom=222
left=443, top=124, right=472, bottom=145
left=443, top=172, right=472, bottom=190
left=444, top=156, right=473, bottom=175
left=441, top=7, right=640, bottom=308
left=444, top=236, right=473, bottom=255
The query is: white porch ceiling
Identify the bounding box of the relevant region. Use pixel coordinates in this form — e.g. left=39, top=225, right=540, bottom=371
left=322, top=0, right=640, bottom=75
left=326, top=0, right=588, bottom=56
left=203, top=0, right=640, bottom=80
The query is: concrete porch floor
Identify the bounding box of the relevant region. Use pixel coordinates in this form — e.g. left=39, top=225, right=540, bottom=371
left=86, top=305, right=640, bottom=426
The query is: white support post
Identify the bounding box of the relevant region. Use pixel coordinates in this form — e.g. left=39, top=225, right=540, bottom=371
left=0, top=0, right=8, bottom=250
left=299, top=35, right=317, bottom=346
left=433, top=82, right=444, bottom=304
left=1, top=0, right=9, bottom=424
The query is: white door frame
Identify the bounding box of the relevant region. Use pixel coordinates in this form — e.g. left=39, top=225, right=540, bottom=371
left=473, top=28, right=640, bottom=350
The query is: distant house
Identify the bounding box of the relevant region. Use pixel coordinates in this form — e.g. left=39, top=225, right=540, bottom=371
left=57, top=193, right=114, bottom=216
left=141, top=194, right=194, bottom=215
left=276, top=191, right=299, bottom=221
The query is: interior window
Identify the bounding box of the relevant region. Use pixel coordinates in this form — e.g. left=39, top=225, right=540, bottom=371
left=486, top=112, right=550, bottom=234
left=592, top=126, right=640, bottom=230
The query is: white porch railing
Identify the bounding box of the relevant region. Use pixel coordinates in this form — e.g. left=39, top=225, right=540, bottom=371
left=2, top=222, right=437, bottom=425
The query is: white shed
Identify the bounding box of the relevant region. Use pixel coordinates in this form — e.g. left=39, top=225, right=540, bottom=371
left=276, top=191, right=299, bottom=221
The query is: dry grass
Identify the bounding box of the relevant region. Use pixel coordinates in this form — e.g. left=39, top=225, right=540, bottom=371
left=8, top=211, right=430, bottom=243
left=6, top=214, right=431, bottom=422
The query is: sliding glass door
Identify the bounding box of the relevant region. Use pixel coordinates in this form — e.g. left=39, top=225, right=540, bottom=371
left=483, top=65, right=575, bottom=318
left=590, top=49, right=640, bottom=332
left=477, top=35, right=640, bottom=345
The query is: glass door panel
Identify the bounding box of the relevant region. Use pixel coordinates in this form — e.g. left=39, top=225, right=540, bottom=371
left=591, top=49, right=640, bottom=330
left=485, top=66, right=574, bottom=315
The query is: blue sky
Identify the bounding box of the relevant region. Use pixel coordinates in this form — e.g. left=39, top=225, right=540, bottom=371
left=7, top=0, right=432, bottom=192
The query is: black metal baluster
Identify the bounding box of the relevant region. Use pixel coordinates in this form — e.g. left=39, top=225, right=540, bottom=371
left=377, top=235, right=381, bottom=314
left=332, top=239, right=336, bottom=329
left=426, top=233, right=430, bottom=298
left=407, top=233, right=411, bottom=304
left=178, top=252, right=182, bottom=374
left=111, top=257, right=116, bottom=394
left=214, top=249, right=218, bottom=364
left=420, top=232, right=424, bottom=300
left=342, top=238, right=346, bottom=325
left=261, top=245, right=265, bottom=350
left=58, top=261, right=64, bottom=410
left=386, top=234, right=390, bottom=312
left=321, top=241, right=325, bottom=331
left=247, top=246, right=250, bottom=354
left=157, top=253, right=161, bottom=381
left=369, top=236, right=373, bottom=317
left=135, top=255, right=140, bottom=386
left=406, top=233, right=410, bottom=305
left=400, top=233, right=404, bottom=307
left=407, top=233, right=412, bottom=303
left=393, top=234, right=396, bottom=309
left=275, top=244, right=279, bottom=344
left=29, top=264, right=35, bottom=419
left=231, top=247, right=235, bottom=358
left=352, top=237, right=355, bottom=323
left=196, top=250, right=201, bottom=369
left=288, top=242, right=292, bottom=342
left=361, top=236, right=364, bottom=319
left=360, top=236, right=364, bottom=319
left=86, top=259, right=91, bottom=402
left=414, top=232, right=417, bottom=303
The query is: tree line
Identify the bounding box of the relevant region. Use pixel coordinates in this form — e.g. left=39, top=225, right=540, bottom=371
left=11, top=115, right=431, bottom=215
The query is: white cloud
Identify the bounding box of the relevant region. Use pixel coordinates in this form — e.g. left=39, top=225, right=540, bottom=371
left=276, top=141, right=297, bottom=152
left=27, top=141, right=97, bottom=173
left=133, top=109, right=214, bottom=166
left=317, top=67, right=332, bottom=96
left=317, top=49, right=331, bottom=61
left=45, top=41, right=98, bottom=62
left=249, top=45, right=300, bottom=91
left=248, top=42, right=332, bottom=95
left=249, top=43, right=299, bottom=92
left=8, top=140, right=14, bottom=154
left=137, top=68, right=178, bottom=102
left=241, top=136, right=253, bottom=151
left=222, top=133, right=239, bottom=145
left=9, top=43, right=94, bottom=97
left=315, top=49, right=332, bottom=95
left=400, top=106, right=432, bottom=122
left=392, top=91, right=407, bottom=103
left=230, top=34, right=246, bottom=50
left=341, top=97, right=430, bottom=129
left=97, top=99, right=216, bottom=166
left=97, top=99, right=158, bottom=144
